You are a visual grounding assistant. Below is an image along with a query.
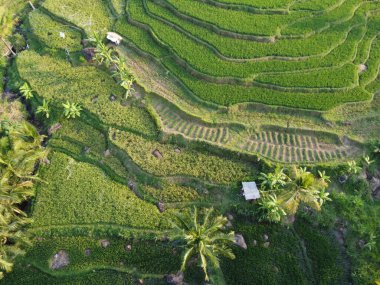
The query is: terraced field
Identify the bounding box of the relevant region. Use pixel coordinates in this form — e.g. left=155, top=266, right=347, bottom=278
left=2, top=0, right=380, bottom=284
left=112, top=0, right=379, bottom=164
left=5, top=0, right=377, bottom=165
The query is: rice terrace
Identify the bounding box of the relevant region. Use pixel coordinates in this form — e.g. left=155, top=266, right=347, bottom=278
left=0, top=0, right=379, bottom=284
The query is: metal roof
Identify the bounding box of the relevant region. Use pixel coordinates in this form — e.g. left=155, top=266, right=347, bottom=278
left=106, top=32, right=123, bottom=44
left=242, top=182, right=260, bottom=200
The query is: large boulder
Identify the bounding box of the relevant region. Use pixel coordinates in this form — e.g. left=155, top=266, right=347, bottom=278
left=50, top=250, right=70, bottom=269
left=369, top=177, right=380, bottom=192
left=165, top=271, right=184, bottom=285
left=234, top=234, right=247, bottom=250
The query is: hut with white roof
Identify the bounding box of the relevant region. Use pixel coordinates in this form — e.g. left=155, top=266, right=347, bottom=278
left=241, top=182, right=260, bottom=201
left=106, top=32, right=123, bottom=45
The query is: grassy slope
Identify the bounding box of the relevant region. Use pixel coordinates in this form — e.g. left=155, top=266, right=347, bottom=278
left=1, top=0, right=379, bottom=284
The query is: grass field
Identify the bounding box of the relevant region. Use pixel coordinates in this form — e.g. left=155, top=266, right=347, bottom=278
left=1, top=0, right=380, bottom=284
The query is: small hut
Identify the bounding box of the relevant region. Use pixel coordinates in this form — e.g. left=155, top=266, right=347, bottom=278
left=106, top=32, right=123, bottom=45
left=241, top=182, right=260, bottom=201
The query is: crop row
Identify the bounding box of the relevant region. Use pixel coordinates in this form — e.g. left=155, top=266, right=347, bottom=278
left=109, top=128, right=253, bottom=184
left=152, top=101, right=230, bottom=144
left=147, top=0, right=360, bottom=60
left=239, top=130, right=355, bottom=163
left=16, top=51, right=157, bottom=136
left=163, top=0, right=307, bottom=36
left=164, top=0, right=366, bottom=37
left=33, top=152, right=171, bottom=229
left=42, top=0, right=112, bottom=33
left=28, top=9, right=83, bottom=51
left=162, top=58, right=371, bottom=109
left=207, top=0, right=294, bottom=10
left=129, top=0, right=367, bottom=77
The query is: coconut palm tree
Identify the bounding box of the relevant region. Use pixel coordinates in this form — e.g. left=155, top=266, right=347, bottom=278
left=0, top=121, right=47, bottom=279
left=0, top=203, right=32, bottom=279
left=258, top=193, right=286, bottom=223
left=279, top=167, right=326, bottom=215
left=259, top=167, right=288, bottom=190
left=171, top=207, right=235, bottom=282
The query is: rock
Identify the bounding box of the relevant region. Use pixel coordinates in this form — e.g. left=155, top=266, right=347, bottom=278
left=263, top=242, right=270, bottom=248
left=109, top=94, right=117, bottom=101
left=100, top=239, right=110, bottom=248
left=227, top=214, right=234, bottom=221
left=370, top=177, right=380, bottom=192
left=128, top=181, right=137, bottom=192
left=358, top=239, right=366, bottom=249
left=137, top=279, right=144, bottom=285
left=282, top=214, right=295, bottom=225
left=48, top=123, right=62, bottom=135
left=339, top=175, right=348, bottom=184
left=234, top=234, right=247, bottom=250
left=174, top=148, right=181, bottom=153
left=342, top=121, right=352, bottom=126
left=125, top=244, right=132, bottom=251
left=43, top=157, right=50, bottom=165
left=152, top=149, right=163, bottom=159
left=373, top=187, right=380, bottom=200
left=338, top=226, right=347, bottom=236
left=165, top=271, right=184, bottom=285
left=263, top=234, right=269, bottom=241
left=91, top=96, right=99, bottom=103
left=82, top=47, right=96, bottom=61
left=157, top=202, right=165, bottom=213
left=84, top=248, right=91, bottom=256
left=359, top=64, right=367, bottom=73
left=83, top=146, right=91, bottom=154
left=104, top=149, right=111, bottom=157
left=252, top=240, right=257, bottom=246
left=226, top=221, right=233, bottom=228
left=50, top=250, right=69, bottom=269
left=326, top=121, right=334, bottom=128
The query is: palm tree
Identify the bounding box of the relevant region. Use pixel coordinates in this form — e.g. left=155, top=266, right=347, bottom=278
left=171, top=207, right=235, bottom=282
left=62, top=101, right=82, bottom=119
left=0, top=121, right=47, bottom=279
left=259, top=167, right=287, bottom=190
left=0, top=203, right=32, bottom=279
left=36, top=99, right=50, bottom=118
left=258, top=193, right=286, bottom=223
left=19, top=83, right=33, bottom=100
left=279, top=167, right=326, bottom=215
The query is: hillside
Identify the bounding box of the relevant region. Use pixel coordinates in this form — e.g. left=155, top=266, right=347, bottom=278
left=0, top=0, right=379, bottom=284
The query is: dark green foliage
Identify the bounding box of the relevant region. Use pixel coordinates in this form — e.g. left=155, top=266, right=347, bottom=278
left=294, top=219, right=344, bottom=284
left=221, top=223, right=310, bottom=285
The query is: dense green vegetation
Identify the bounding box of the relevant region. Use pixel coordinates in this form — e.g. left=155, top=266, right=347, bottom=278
left=1, top=0, right=379, bottom=284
